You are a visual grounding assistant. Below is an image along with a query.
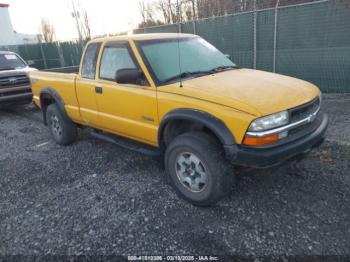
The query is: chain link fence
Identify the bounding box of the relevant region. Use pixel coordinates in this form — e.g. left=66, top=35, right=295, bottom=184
left=0, top=41, right=84, bottom=70
left=0, top=0, right=348, bottom=92
left=134, top=0, right=350, bottom=93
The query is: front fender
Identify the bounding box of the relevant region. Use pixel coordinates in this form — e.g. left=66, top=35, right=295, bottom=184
left=158, top=108, right=236, bottom=148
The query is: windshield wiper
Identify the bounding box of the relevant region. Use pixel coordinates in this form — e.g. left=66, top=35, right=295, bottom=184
left=207, top=65, right=238, bottom=73
left=162, top=71, right=207, bottom=84
left=162, top=66, right=239, bottom=84
left=0, top=67, right=16, bottom=71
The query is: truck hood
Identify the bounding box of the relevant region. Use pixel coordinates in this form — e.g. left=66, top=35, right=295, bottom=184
left=0, top=67, right=37, bottom=77
left=162, top=69, right=320, bottom=116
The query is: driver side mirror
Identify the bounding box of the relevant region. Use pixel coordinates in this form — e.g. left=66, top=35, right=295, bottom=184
left=115, top=68, right=143, bottom=85
left=225, top=54, right=231, bottom=60
left=27, top=60, right=35, bottom=66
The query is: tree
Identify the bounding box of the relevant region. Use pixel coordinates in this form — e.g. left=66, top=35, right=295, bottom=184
left=138, top=19, right=164, bottom=28
left=196, top=0, right=250, bottom=18
left=71, top=0, right=92, bottom=42
left=137, top=0, right=190, bottom=26
left=139, top=0, right=151, bottom=24
left=138, top=0, right=164, bottom=28
left=136, top=0, right=328, bottom=26
left=40, top=18, right=55, bottom=43
left=81, top=10, right=91, bottom=41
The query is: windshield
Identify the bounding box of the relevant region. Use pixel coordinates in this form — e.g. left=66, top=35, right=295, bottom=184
left=0, top=53, right=27, bottom=70
left=138, top=37, right=236, bottom=85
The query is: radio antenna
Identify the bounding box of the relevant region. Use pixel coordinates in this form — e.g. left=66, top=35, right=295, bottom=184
left=176, top=0, right=183, bottom=88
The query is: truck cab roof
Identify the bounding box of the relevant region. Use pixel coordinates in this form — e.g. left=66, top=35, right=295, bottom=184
left=0, top=50, right=16, bottom=55
left=89, top=33, right=196, bottom=43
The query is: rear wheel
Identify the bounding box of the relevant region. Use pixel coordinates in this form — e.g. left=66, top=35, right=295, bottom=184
left=165, top=132, right=235, bottom=206
left=46, top=104, right=77, bottom=145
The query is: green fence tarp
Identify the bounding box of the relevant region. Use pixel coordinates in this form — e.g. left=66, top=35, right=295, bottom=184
left=134, top=0, right=350, bottom=92
left=1, top=0, right=349, bottom=92
left=0, top=41, right=83, bottom=70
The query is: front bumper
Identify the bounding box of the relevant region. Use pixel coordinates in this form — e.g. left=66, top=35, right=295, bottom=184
left=224, top=113, right=328, bottom=168
left=0, top=93, right=32, bottom=106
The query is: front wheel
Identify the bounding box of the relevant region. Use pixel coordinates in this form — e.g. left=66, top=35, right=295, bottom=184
left=46, top=104, right=77, bottom=145
left=165, top=132, right=235, bottom=206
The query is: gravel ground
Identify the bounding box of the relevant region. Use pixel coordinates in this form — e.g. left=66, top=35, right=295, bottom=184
left=0, top=94, right=349, bottom=258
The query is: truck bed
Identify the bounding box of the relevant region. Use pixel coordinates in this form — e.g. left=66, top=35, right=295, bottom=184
left=29, top=69, right=82, bottom=122
left=42, top=66, right=79, bottom=74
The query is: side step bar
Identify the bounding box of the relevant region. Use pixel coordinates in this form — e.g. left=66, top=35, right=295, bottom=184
left=91, top=130, right=161, bottom=157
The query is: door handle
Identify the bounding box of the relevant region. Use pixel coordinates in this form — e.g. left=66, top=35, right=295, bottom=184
left=95, top=86, right=103, bottom=94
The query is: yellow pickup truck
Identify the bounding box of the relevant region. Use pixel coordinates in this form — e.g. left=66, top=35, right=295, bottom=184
left=30, top=33, right=328, bottom=206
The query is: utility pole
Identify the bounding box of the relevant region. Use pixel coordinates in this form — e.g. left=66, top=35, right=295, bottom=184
left=71, top=0, right=83, bottom=43
left=273, top=0, right=280, bottom=73
left=38, top=36, right=47, bottom=69
left=176, top=0, right=181, bottom=23
left=191, top=0, right=196, bottom=20
left=253, top=0, right=256, bottom=69
left=177, top=0, right=181, bottom=32
left=190, top=0, right=196, bottom=34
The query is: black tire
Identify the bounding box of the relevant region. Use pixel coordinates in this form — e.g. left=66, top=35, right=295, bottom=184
left=165, top=132, right=235, bottom=206
left=46, top=104, right=77, bottom=145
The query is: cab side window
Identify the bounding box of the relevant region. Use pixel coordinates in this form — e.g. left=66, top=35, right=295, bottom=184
left=99, top=43, right=148, bottom=86
left=81, top=42, right=101, bottom=79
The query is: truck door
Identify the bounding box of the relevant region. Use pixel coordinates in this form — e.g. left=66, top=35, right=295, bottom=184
left=94, top=41, right=158, bottom=146
left=76, top=42, right=102, bottom=127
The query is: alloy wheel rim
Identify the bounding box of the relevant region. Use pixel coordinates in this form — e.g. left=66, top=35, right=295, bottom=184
left=175, top=152, right=208, bottom=193
left=50, top=115, right=62, bottom=138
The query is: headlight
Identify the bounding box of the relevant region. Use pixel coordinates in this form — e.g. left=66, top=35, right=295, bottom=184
left=248, top=111, right=289, bottom=132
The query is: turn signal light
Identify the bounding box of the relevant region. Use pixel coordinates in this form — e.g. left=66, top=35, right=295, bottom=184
left=243, top=134, right=279, bottom=146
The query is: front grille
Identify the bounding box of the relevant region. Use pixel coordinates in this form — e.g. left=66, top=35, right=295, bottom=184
left=290, top=96, right=320, bottom=123
left=0, top=74, right=31, bottom=97
left=256, top=97, right=322, bottom=149
left=274, top=97, right=321, bottom=146
left=0, top=74, right=30, bottom=88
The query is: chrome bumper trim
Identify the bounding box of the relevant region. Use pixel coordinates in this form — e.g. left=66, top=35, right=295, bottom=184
left=246, top=107, right=320, bottom=138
